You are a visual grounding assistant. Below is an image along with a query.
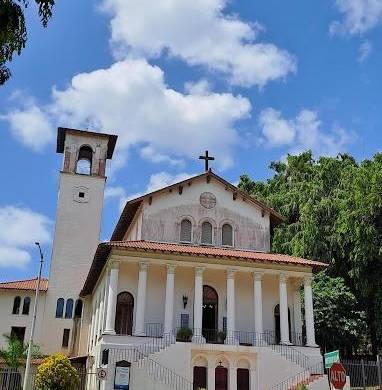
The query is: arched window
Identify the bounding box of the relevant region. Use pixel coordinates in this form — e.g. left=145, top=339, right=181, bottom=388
left=65, top=299, right=74, bottom=319
left=56, top=298, right=65, bottom=318
left=22, top=297, right=31, bottom=315
left=180, top=219, right=192, bottom=243
left=76, top=145, right=93, bottom=175
left=221, top=223, right=233, bottom=246
left=115, top=292, right=134, bottom=335
left=74, top=299, right=83, bottom=318
left=12, top=296, right=21, bottom=315
left=201, top=221, right=213, bottom=245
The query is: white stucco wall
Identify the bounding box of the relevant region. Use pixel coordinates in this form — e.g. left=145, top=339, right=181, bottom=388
left=126, top=177, right=271, bottom=252
left=0, top=290, right=46, bottom=350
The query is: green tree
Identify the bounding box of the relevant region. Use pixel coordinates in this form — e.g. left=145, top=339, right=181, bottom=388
left=0, top=0, right=55, bottom=85
left=239, top=151, right=382, bottom=355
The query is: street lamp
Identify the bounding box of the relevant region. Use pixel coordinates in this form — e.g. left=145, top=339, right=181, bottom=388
left=22, top=242, right=44, bottom=390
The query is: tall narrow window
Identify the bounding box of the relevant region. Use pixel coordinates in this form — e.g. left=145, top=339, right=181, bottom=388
left=56, top=298, right=64, bottom=318
left=12, top=297, right=21, bottom=315
left=74, top=299, right=83, bottom=318
left=222, top=223, right=233, bottom=246
left=180, top=219, right=192, bottom=243
left=62, top=329, right=70, bottom=348
left=201, top=222, right=213, bottom=245
left=76, top=145, right=93, bottom=175
left=65, top=299, right=74, bottom=319
left=22, top=297, right=31, bottom=315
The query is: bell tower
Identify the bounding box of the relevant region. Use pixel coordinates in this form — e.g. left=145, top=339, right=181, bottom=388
left=42, top=127, right=117, bottom=355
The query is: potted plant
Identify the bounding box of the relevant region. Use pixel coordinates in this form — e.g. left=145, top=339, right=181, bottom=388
left=217, top=331, right=226, bottom=343
left=176, top=327, right=193, bottom=342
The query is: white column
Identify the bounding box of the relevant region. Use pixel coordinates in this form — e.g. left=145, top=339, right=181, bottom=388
left=207, top=366, right=215, bottom=390
left=250, top=367, right=257, bottom=390
left=134, top=262, right=148, bottom=336
left=192, top=267, right=205, bottom=343
left=103, top=261, right=119, bottom=335
left=164, top=264, right=176, bottom=338
left=304, top=276, right=318, bottom=347
left=226, top=269, right=237, bottom=345
left=229, top=365, right=237, bottom=390
left=293, top=280, right=303, bottom=345
left=253, top=272, right=264, bottom=344
left=279, top=273, right=291, bottom=345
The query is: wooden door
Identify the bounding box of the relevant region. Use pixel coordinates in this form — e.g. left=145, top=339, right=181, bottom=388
left=215, top=367, right=228, bottom=390
left=237, top=368, right=250, bottom=390
left=193, top=366, right=207, bottom=390
left=115, top=292, right=134, bottom=335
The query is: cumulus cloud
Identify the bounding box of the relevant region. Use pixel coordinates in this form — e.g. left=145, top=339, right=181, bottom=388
left=4, top=59, right=250, bottom=170
left=259, top=108, right=355, bottom=156
left=330, top=0, right=382, bottom=35
left=0, top=206, right=51, bottom=269
left=102, top=0, right=296, bottom=87
left=1, top=104, right=54, bottom=152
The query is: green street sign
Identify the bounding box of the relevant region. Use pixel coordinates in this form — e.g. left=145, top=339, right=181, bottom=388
left=324, top=350, right=340, bottom=368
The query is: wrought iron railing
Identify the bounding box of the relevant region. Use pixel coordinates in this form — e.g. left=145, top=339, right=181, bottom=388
left=269, top=361, right=325, bottom=390
left=145, top=323, right=164, bottom=338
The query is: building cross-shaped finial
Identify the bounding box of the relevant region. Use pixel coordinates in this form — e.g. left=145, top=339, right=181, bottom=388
left=199, top=150, right=215, bottom=171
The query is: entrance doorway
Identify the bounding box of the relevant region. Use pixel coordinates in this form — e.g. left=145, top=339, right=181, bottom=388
left=237, top=368, right=250, bottom=390
left=215, top=366, right=228, bottom=390
left=274, top=304, right=291, bottom=343
left=115, top=292, right=134, bottom=335
left=202, top=285, right=218, bottom=342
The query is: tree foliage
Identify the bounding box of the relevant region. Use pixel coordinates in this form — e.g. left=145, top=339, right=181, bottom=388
left=0, top=334, right=43, bottom=368
left=0, top=0, right=55, bottom=85
left=35, top=354, right=79, bottom=390
left=239, top=151, right=382, bottom=355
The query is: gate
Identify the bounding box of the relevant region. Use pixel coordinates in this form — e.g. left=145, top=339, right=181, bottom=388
left=342, top=358, right=382, bottom=390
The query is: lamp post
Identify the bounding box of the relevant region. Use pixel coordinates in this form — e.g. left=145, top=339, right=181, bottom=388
left=22, top=242, right=44, bottom=390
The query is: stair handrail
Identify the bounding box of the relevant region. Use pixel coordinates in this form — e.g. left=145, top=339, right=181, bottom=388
left=269, top=360, right=325, bottom=390
left=270, top=344, right=313, bottom=369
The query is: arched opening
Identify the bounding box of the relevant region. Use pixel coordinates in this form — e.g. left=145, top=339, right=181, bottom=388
left=202, top=285, right=218, bottom=342
left=65, top=299, right=74, bottom=319
left=76, top=145, right=93, bottom=175
left=56, top=298, right=65, bottom=318
left=180, top=219, right=192, bottom=243
left=22, top=297, right=31, bottom=315
left=74, top=299, right=83, bottom=318
left=215, top=366, right=228, bottom=390
left=12, top=296, right=21, bottom=315
left=115, top=292, right=134, bottom=335
left=274, top=304, right=291, bottom=344
left=201, top=221, right=213, bottom=245
left=221, top=223, right=233, bottom=246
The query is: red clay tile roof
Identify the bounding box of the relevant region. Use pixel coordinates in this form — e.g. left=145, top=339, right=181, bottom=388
left=81, top=240, right=327, bottom=296
left=0, top=277, right=48, bottom=291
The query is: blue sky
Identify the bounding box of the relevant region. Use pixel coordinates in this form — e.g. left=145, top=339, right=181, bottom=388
left=0, top=0, right=381, bottom=282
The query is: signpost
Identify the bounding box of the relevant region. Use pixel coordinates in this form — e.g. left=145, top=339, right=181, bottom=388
left=325, top=350, right=340, bottom=369
left=329, top=362, right=347, bottom=389
left=97, top=368, right=107, bottom=381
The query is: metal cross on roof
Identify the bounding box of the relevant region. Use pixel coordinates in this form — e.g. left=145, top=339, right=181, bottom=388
left=199, top=150, right=215, bottom=171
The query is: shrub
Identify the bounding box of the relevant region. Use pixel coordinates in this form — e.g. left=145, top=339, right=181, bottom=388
left=35, top=353, right=79, bottom=390
left=176, top=327, right=193, bottom=342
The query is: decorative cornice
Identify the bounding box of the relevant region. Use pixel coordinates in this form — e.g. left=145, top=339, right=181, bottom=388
left=166, top=264, right=176, bottom=274
left=304, top=275, right=313, bottom=286
left=109, top=260, right=120, bottom=270
left=195, top=267, right=205, bottom=277
left=227, top=268, right=237, bottom=279
left=139, top=261, right=149, bottom=272
left=279, top=273, right=288, bottom=283
left=253, top=271, right=264, bottom=281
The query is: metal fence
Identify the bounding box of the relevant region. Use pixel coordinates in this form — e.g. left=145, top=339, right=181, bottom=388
left=342, top=358, right=382, bottom=390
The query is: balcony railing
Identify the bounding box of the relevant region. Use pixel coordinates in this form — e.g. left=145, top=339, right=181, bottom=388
left=174, top=328, right=306, bottom=347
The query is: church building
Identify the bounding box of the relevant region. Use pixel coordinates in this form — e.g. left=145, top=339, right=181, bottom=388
left=0, top=128, right=328, bottom=390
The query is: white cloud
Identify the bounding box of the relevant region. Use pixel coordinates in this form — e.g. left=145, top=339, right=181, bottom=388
left=330, top=0, right=382, bottom=35
left=1, top=105, right=54, bottom=152
left=102, top=0, right=296, bottom=87
left=140, top=146, right=184, bottom=166
left=105, top=186, right=126, bottom=200
left=0, top=206, right=51, bottom=269
left=358, top=40, right=373, bottom=62
left=6, top=59, right=250, bottom=171
left=259, top=108, right=355, bottom=156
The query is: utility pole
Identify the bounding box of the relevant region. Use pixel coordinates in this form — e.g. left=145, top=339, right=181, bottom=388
left=22, top=242, right=44, bottom=390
